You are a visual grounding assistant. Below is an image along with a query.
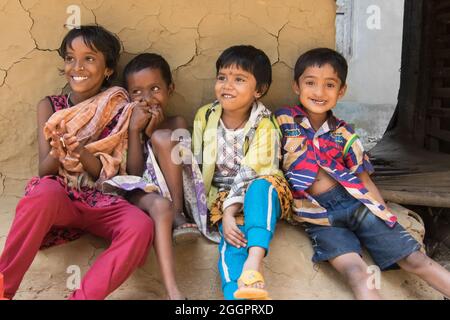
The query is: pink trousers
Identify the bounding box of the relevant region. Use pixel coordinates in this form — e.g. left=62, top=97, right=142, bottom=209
left=0, top=178, right=154, bottom=300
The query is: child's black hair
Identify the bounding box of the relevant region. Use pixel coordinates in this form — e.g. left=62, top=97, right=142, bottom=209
left=122, top=53, right=173, bottom=89
left=58, top=25, right=122, bottom=85
left=294, top=48, right=348, bottom=86
left=216, top=45, right=272, bottom=97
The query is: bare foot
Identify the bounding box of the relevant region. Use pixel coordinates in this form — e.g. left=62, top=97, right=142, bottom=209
left=172, top=213, right=201, bottom=244
left=167, top=292, right=187, bottom=300
left=234, top=248, right=268, bottom=299
left=173, top=213, right=198, bottom=230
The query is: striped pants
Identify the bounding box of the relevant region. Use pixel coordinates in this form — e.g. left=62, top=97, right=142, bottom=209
left=218, top=179, right=281, bottom=300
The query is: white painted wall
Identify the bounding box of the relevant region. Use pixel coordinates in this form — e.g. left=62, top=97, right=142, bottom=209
left=334, top=0, right=405, bottom=149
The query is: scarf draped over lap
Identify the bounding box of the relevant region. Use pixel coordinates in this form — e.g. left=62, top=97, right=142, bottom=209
left=43, top=87, right=137, bottom=189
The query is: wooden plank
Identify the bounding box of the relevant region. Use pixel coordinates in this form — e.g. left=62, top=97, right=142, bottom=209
left=436, top=35, right=450, bottom=44
left=380, top=189, right=450, bottom=207
left=374, top=170, right=450, bottom=208
left=434, top=49, right=450, bottom=59
left=432, top=68, right=450, bottom=78
left=432, top=88, right=450, bottom=98
left=436, top=12, right=450, bottom=23
left=433, top=49, right=450, bottom=60
left=427, top=107, right=450, bottom=117
left=434, top=1, right=450, bottom=13
left=427, top=128, right=450, bottom=142
left=375, top=181, right=450, bottom=191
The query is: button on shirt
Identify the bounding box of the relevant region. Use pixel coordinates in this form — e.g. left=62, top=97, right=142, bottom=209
left=275, top=105, right=397, bottom=227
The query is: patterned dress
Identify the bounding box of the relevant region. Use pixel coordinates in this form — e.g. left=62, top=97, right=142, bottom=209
left=29, top=94, right=125, bottom=249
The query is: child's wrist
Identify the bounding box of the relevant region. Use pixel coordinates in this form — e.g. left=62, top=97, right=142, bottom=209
left=77, top=146, right=87, bottom=159
left=129, top=127, right=143, bottom=134
left=223, top=208, right=236, bottom=218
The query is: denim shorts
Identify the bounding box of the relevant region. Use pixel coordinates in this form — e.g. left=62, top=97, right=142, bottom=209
left=304, top=184, right=421, bottom=270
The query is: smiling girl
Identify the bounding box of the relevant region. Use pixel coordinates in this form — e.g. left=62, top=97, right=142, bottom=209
left=0, top=25, right=154, bottom=300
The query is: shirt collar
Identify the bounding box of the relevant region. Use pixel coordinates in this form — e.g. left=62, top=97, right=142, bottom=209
left=291, top=105, right=344, bottom=134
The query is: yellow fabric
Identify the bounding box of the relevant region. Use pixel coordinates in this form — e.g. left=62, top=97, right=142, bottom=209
left=209, top=175, right=293, bottom=226
left=192, top=102, right=285, bottom=211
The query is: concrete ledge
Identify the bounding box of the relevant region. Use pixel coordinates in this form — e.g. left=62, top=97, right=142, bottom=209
left=0, top=196, right=443, bottom=300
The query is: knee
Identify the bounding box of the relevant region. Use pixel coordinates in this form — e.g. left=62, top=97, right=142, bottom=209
left=136, top=215, right=154, bottom=237
left=247, top=179, right=272, bottom=196
left=128, top=213, right=155, bottom=244
left=399, top=251, right=430, bottom=274
left=147, top=197, right=175, bottom=223
left=150, top=129, right=173, bottom=148
left=342, top=263, right=370, bottom=286
left=172, top=116, right=188, bottom=130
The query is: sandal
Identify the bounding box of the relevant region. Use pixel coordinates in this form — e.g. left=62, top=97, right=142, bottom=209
left=172, top=212, right=201, bottom=244
left=172, top=225, right=201, bottom=244
left=234, top=270, right=270, bottom=300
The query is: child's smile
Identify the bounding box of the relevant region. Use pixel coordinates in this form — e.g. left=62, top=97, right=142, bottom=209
left=309, top=98, right=327, bottom=106
left=71, top=76, right=88, bottom=82
left=127, top=67, right=172, bottom=110
left=64, top=36, right=112, bottom=102
left=215, top=65, right=260, bottom=114
left=294, top=63, right=346, bottom=121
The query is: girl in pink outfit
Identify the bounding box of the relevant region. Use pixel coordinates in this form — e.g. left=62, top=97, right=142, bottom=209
left=0, top=25, right=154, bottom=300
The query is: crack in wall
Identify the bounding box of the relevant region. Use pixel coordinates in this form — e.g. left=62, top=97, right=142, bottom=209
left=18, top=0, right=38, bottom=50
left=273, top=60, right=293, bottom=71
left=2, top=59, right=29, bottom=88
left=87, top=6, right=98, bottom=25
left=173, top=54, right=196, bottom=74
left=0, top=68, right=6, bottom=87
left=194, top=15, right=207, bottom=56
left=275, top=22, right=289, bottom=64
left=0, top=172, right=5, bottom=196
left=264, top=264, right=293, bottom=278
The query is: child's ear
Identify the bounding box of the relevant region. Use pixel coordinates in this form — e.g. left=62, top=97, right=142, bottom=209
left=292, top=81, right=300, bottom=95
left=338, top=84, right=347, bottom=99
left=254, top=84, right=268, bottom=99
left=104, top=68, right=113, bottom=79
left=168, top=83, right=175, bottom=95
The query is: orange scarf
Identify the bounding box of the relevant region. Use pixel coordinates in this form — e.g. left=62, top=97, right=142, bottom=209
left=43, top=87, right=136, bottom=189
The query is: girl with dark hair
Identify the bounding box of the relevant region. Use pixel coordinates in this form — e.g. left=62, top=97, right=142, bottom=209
left=0, top=25, right=154, bottom=300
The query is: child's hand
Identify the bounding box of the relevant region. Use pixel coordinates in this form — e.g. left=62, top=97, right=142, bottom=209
left=48, top=120, right=68, bottom=160
left=144, top=106, right=164, bottom=138
left=222, top=207, right=247, bottom=248
left=61, top=131, right=85, bottom=159
left=129, top=101, right=152, bottom=132
left=49, top=131, right=66, bottom=160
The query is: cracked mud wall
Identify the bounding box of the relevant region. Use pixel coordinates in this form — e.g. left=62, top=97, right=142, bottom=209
left=0, top=0, right=336, bottom=198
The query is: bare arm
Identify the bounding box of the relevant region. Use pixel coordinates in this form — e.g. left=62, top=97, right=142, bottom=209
left=37, top=98, right=60, bottom=177
left=76, top=146, right=103, bottom=180
left=126, top=128, right=146, bottom=176
left=357, top=171, right=388, bottom=208
left=126, top=102, right=151, bottom=176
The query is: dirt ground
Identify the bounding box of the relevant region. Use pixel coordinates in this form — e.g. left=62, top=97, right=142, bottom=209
left=434, top=246, right=450, bottom=272
left=414, top=206, right=450, bottom=273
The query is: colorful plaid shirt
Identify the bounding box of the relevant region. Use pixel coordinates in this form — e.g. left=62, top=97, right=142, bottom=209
left=275, top=105, right=397, bottom=227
